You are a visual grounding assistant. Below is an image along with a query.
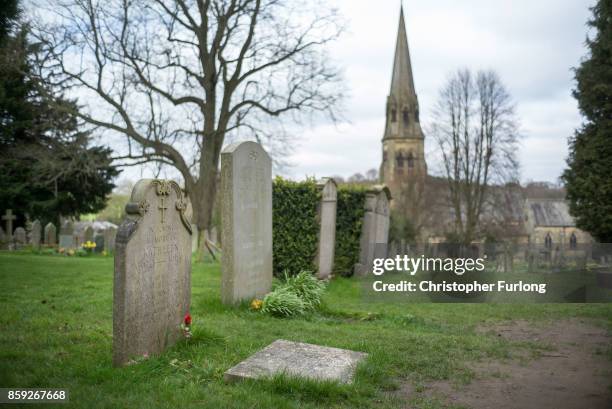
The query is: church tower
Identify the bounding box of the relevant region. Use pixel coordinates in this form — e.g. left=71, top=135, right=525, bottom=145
left=380, top=6, right=427, bottom=210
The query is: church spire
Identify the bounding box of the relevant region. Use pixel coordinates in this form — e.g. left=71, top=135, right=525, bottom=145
left=383, top=5, right=422, bottom=141
left=389, top=5, right=416, bottom=99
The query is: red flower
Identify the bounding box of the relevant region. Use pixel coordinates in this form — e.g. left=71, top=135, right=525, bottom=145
left=184, top=313, right=192, bottom=326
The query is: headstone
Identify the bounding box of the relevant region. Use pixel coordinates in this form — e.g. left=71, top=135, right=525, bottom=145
left=30, top=220, right=42, bottom=250
left=354, top=186, right=391, bottom=276
left=83, top=225, right=94, bottom=244
left=113, top=179, right=192, bottom=366
left=44, top=222, right=57, bottom=246
left=0, top=226, right=5, bottom=243
left=59, top=220, right=75, bottom=249
left=14, top=227, right=26, bottom=247
left=94, top=234, right=104, bottom=252
left=373, top=188, right=391, bottom=260
left=225, top=340, right=367, bottom=384
left=103, top=226, right=117, bottom=252
left=315, top=178, right=338, bottom=279
left=2, top=209, right=17, bottom=243
left=220, top=141, right=273, bottom=304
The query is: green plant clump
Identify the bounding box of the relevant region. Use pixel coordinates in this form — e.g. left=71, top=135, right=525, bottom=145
left=261, top=287, right=305, bottom=317
left=282, top=270, right=326, bottom=310
left=261, top=271, right=326, bottom=317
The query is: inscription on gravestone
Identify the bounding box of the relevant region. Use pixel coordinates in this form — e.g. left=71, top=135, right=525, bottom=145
left=113, top=179, right=192, bottom=366
left=221, top=141, right=273, bottom=304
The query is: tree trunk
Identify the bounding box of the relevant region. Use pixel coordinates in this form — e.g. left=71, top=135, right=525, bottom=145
left=193, top=134, right=223, bottom=259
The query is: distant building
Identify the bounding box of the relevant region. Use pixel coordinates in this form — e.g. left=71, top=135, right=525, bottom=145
left=379, top=6, right=426, bottom=215
left=379, top=7, right=593, bottom=246
left=524, top=199, right=591, bottom=248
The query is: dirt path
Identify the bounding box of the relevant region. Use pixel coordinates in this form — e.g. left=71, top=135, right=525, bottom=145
left=408, top=319, right=612, bottom=409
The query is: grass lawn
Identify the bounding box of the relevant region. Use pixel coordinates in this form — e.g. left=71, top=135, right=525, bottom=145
left=0, top=252, right=611, bottom=408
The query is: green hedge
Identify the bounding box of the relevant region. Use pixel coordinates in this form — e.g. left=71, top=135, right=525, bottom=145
left=272, top=178, right=366, bottom=278
left=272, top=177, right=321, bottom=277
left=333, top=185, right=367, bottom=277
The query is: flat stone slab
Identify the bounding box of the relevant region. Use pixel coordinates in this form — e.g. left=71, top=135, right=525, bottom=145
left=224, top=339, right=367, bottom=384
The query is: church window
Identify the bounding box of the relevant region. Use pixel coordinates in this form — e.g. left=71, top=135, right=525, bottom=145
left=396, top=152, right=404, bottom=168
left=383, top=151, right=387, bottom=162
left=391, top=109, right=397, bottom=122
left=402, top=109, right=409, bottom=125
left=406, top=152, right=414, bottom=168
left=544, top=233, right=552, bottom=250
left=415, top=108, right=420, bottom=122
left=569, top=233, right=577, bottom=249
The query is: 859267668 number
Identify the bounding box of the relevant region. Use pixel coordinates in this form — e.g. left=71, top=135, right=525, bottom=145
left=1, top=388, right=69, bottom=403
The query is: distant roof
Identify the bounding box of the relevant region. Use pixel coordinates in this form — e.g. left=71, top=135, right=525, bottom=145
left=526, top=199, right=575, bottom=227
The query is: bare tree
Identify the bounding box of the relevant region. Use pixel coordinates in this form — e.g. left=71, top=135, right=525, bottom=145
left=364, top=168, right=378, bottom=182
left=32, top=0, right=344, bottom=248
left=431, top=69, right=519, bottom=243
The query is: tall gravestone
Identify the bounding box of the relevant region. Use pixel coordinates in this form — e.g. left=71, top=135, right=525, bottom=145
left=373, top=188, right=391, bottom=260
left=44, top=222, right=57, bottom=246
left=103, top=227, right=117, bottom=253
left=113, top=179, right=192, bottom=366
left=30, top=220, right=42, bottom=250
left=220, top=141, right=273, bottom=304
left=354, top=186, right=391, bottom=276
left=59, top=220, right=75, bottom=249
left=315, top=178, right=338, bottom=279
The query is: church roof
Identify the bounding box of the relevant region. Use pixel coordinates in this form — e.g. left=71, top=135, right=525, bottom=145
left=389, top=6, right=416, bottom=99
left=525, top=199, right=575, bottom=227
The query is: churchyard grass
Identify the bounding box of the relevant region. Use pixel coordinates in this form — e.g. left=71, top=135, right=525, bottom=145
left=1, top=252, right=611, bottom=408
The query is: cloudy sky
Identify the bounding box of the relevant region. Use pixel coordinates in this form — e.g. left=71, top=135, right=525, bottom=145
left=282, top=0, right=594, bottom=183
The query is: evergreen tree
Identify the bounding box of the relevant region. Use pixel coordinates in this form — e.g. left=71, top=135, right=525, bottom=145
left=0, top=0, right=119, bottom=224
left=563, top=0, right=612, bottom=242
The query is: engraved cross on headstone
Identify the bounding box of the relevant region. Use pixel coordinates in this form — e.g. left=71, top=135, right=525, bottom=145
left=158, top=197, right=168, bottom=224
left=2, top=209, right=16, bottom=240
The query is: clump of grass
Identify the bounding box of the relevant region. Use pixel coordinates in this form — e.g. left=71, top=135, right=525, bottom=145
left=261, top=271, right=326, bottom=317
left=261, top=287, right=305, bottom=317
left=283, top=270, right=326, bottom=311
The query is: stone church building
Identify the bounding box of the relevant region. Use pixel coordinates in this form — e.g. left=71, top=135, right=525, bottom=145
left=379, top=7, right=592, bottom=249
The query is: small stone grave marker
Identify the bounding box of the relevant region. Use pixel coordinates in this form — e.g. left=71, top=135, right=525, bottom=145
left=225, top=340, right=367, bottom=384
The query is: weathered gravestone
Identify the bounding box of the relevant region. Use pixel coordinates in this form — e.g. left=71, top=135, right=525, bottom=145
left=113, top=179, right=192, bottom=366
left=354, top=186, right=391, bottom=276
left=59, top=220, right=75, bottom=249
left=30, top=220, right=42, bottom=250
left=14, top=227, right=26, bottom=248
left=2, top=209, right=17, bottom=243
left=315, top=178, right=338, bottom=279
left=225, top=339, right=367, bottom=384
left=44, top=222, right=57, bottom=246
left=103, top=227, right=117, bottom=253
left=94, top=234, right=104, bottom=252
left=84, top=226, right=94, bottom=244
left=220, top=141, right=273, bottom=304
left=373, top=187, right=391, bottom=260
